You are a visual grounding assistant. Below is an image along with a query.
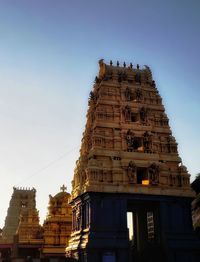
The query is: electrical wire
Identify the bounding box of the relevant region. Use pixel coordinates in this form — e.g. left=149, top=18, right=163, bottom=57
left=16, top=146, right=79, bottom=185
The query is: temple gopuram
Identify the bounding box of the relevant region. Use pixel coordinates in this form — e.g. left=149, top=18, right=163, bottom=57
left=0, top=187, right=41, bottom=260
left=1, top=187, right=38, bottom=243
left=66, top=60, right=200, bottom=262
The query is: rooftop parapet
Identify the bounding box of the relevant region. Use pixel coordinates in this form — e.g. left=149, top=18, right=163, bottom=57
left=98, top=59, right=153, bottom=84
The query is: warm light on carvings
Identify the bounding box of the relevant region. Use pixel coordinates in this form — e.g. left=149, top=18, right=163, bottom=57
left=142, top=180, right=149, bottom=185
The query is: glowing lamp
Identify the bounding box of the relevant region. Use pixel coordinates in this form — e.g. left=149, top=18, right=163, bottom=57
left=142, top=180, right=149, bottom=185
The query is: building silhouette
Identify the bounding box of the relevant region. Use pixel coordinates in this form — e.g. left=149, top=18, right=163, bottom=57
left=191, top=174, right=200, bottom=238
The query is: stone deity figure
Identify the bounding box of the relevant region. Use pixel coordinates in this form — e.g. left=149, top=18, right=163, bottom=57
left=123, top=106, right=131, bottom=121
left=126, top=129, right=135, bottom=151
left=124, top=87, right=133, bottom=101
left=143, top=131, right=152, bottom=153
left=135, top=73, right=141, bottom=83
left=98, top=59, right=106, bottom=78
left=75, top=206, right=81, bottom=231
left=140, top=107, right=148, bottom=123
left=89, top=91, right=96, bottom=101
left=149, top=163, right=159, bottom=184
left=127, top=161, right=137, bottom=183
left=135, top=88, right=142, bottom=101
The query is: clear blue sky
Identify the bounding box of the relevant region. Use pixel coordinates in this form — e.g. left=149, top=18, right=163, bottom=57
left=0, top=0, right=200, bottom=227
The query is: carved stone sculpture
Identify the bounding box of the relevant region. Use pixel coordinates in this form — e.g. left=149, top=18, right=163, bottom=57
left=135, top=73, right=141, bottom=83
left=140, top=107, right=148, bottom=123
left=127, top=161, right=137, bottom=183
left=135, top=88, right=142, bottom=101
left=76, top=205, right=81, bottom=231
left=124, top=87, right=133, bottom=101
left=143, top=131, right=152, bottom=153
left=126, top=129, right=135, bottom=151
left=123, top=105, right=131, bottom=121
left=149, top=163, right=159, bottom=184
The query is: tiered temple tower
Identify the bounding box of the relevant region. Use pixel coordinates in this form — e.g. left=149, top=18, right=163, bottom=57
left=0, top=187, right=42, bottom=260
left=66, top=60, right=200, bottom=262
left=42, top=185, right=72, bottom=258
left=71, top=60, right=191, bottom=197
left=1, top=187, right=38, bottom=243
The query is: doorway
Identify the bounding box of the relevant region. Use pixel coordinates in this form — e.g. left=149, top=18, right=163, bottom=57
left=127, top=201, right=164, bottom=262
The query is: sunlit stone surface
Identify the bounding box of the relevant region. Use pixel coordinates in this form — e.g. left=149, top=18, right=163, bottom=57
left=66, top=60, right=199, bottom=262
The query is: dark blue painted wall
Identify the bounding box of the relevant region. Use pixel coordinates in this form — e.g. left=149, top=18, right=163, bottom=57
left=75, top=192, right=200, bottom=262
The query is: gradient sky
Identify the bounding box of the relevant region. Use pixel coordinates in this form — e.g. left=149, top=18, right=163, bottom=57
left=0, top=0, right=200, bottom=227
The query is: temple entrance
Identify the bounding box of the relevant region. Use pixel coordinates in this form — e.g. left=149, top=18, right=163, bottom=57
left=127, top=201, right=164, bottom=262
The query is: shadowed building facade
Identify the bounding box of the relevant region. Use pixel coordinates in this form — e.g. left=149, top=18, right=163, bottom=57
left=66, top=60, right=200, bottom=262
left=191, top=175, right=200, bottom=239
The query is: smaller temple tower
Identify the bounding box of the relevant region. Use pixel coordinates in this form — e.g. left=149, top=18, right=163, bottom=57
left=2, top=187, right=37, bottom=243
left=0, top=187, right=42, bottom=261
left=42, top=185, right=72, bottom=259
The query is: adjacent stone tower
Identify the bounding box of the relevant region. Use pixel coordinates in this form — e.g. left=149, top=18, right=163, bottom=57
left=66, top=60, right=200, bottom=262
left=1, top=187, right=38, bottom=243
left=42, top=185, right=72, bottom=258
